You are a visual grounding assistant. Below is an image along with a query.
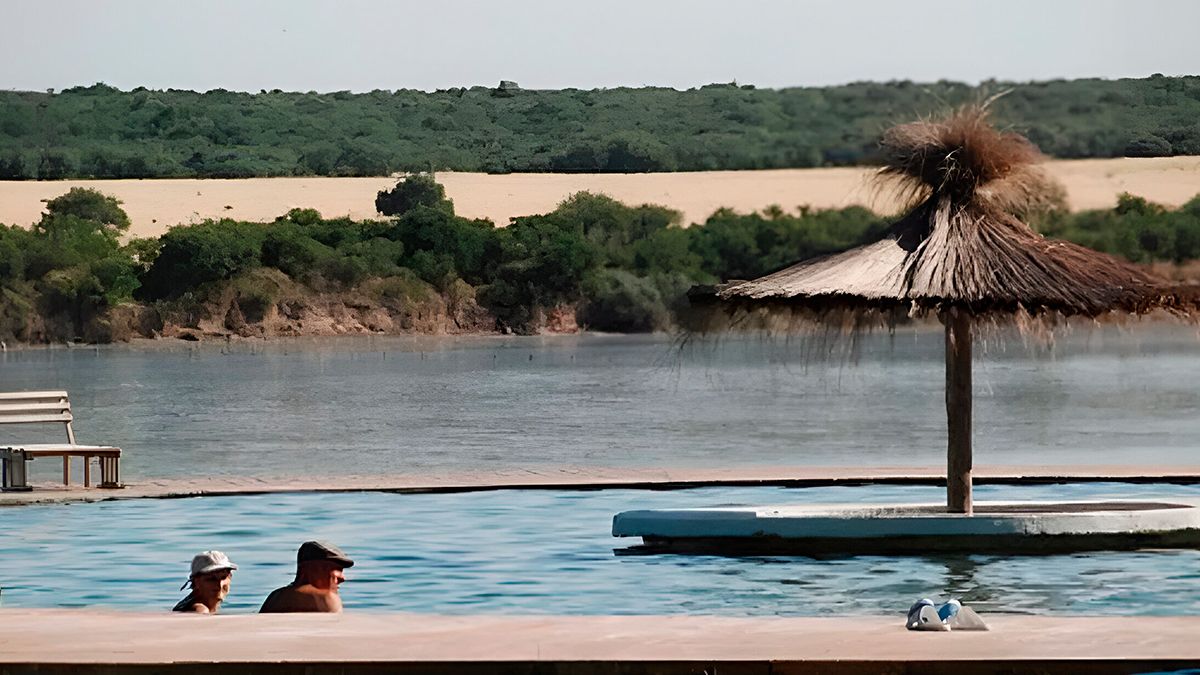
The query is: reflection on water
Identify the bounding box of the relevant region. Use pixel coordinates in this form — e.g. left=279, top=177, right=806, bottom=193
left=2, top=483, right=1199, bottom=615
left=0, top=327, right=1197, bottom=482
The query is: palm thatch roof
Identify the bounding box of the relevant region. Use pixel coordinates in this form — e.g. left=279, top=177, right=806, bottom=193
left=717, top=106, right=1179, bottom=320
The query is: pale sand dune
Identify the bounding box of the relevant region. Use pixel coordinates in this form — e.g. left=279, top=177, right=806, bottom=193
left=1, top=157, right=1197, bottom=239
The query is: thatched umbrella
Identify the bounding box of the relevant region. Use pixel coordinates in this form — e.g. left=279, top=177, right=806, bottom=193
left=712, top=106, right=1183, bottom=515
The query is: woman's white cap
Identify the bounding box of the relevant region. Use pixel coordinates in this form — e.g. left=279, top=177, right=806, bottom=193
left=181, top=550, right=238, bottom=589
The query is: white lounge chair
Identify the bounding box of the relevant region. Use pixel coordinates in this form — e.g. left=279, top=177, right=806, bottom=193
left=0, top=391, right=123, bottom=491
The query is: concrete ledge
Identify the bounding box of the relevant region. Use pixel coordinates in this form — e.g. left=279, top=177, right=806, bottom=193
left=614, top=500, right=1200, bottom=554
left=1, top=610, right=1199, bottom=674
left=5, top=661, right=1200, bottom=675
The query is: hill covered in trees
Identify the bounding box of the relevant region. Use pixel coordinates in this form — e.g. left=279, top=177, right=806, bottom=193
left=1, top=76, right=1198, bottom=179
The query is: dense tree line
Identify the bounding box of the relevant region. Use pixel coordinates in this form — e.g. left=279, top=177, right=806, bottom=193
left=2, top=179, right=1199, bottom=341
left=1, top=76, right=1199, bottom=179
left=1038, top=194, right=1200, bottom=264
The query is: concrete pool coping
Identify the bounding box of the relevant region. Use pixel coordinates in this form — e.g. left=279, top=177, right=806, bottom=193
left=1, top=610, right=1198, bottom=674
left=3, top=463, right=1200, bottom=508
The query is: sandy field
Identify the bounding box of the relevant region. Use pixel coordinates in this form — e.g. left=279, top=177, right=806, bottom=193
left=0, top=156, right=1197, bottom=238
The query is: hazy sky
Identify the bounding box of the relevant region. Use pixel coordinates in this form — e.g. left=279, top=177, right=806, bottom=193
left=5, top=0, right=1199, bottom=92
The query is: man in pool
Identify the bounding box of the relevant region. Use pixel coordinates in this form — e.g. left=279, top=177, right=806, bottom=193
left=174, top=550, right=238, bottom=613
left=259, top=540, right=354, bottom=613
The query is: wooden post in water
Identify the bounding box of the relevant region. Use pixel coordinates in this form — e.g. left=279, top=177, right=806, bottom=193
left=944, top=309, right=973, bottom=515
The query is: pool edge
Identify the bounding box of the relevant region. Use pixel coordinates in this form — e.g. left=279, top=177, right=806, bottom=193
left=5, top=463, right=1200, bottom=508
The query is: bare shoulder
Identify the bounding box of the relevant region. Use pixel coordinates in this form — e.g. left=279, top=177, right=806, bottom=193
left=295, top=583, right=343, bottom=613
left=260, top=583, right=342, bottom=613
left=324, top=592, right=344, bottom=613
left=174, top=602, right=209, bottom=614
left=259, top=585, right=302, bottom=613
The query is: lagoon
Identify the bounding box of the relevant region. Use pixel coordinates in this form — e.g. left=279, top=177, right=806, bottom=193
left=0, top=329, right=1198, bottom=482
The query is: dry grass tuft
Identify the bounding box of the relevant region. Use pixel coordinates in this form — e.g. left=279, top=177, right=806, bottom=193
left=878, top=104, right=1043, bottom=204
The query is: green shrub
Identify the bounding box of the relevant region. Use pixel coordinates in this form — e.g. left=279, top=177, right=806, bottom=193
left=27, top=215, right=114, bottom=274
left=42, top=188, right=131, bottom=233
left=0, top=189, right=142, bottom=313
left=277, top=207, right=323, bottom=227
left=319, top=255, right=370, bottom=286
left=376, top=173, right=454, bottom=217
left=41, top=266, right=102, bottom=315
left=90, top=256, right=140, bottom=305
left=0, top=286, right=36, bottom=341
left=261, top=222, right=336, bottom=280
left=632, top=227, right=705, bottom=278
left=341, top=237, right=405, bottom=278
left=385, top=206, right=501, bottom=285
left=1175, top=196, right=1200, bottom=260
left=689, top=205, right=885, bottom=281
left=579, top=269, right=670, bottom=332
left=540, top=192, right=681, bottom=269
left=0, top=225, right=33, bottom=282
left=140, top=220, right=265, bottom=299
left=1125, top=134, right=1173, bottom=157
left=1040, top=193, right=1200, bottom=263
left=123, top=237, right=162, bottom=274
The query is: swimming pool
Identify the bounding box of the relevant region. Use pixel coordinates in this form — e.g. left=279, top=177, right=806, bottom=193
left=4, top=483, right=1200, bottom=615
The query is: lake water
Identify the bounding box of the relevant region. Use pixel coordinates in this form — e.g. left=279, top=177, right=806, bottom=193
left=3, top=482, right=1200, bottom=615
left=0, top=328, right=1197, bottom=481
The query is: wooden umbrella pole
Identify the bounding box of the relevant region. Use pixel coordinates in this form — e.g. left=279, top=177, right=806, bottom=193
left=945, top=309, right=973, bottom=514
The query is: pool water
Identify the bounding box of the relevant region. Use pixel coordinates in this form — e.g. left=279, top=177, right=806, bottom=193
left=4, top=483, right=1200, bottom=615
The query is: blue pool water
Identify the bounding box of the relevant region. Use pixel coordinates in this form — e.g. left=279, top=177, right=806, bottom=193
left=4, top=482, right=1200, bottom=615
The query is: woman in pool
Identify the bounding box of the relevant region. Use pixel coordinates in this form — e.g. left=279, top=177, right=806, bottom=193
left=173, top=551, right=238, bottom=614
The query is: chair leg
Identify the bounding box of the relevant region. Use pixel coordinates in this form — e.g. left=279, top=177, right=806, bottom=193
left=63, top=456, right=70, bottom=486
left=2, top=450, right=31, bottom=492
left=99, top=456, right=123, bottom=489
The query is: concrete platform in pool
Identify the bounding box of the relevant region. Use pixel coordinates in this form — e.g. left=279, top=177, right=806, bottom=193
left=612, top=500, right=1200, bottom=554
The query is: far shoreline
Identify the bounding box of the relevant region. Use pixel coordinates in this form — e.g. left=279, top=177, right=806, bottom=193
left=0, top=329, right=659, bottom=352
left=3, top=317, right=1196, bottom=352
